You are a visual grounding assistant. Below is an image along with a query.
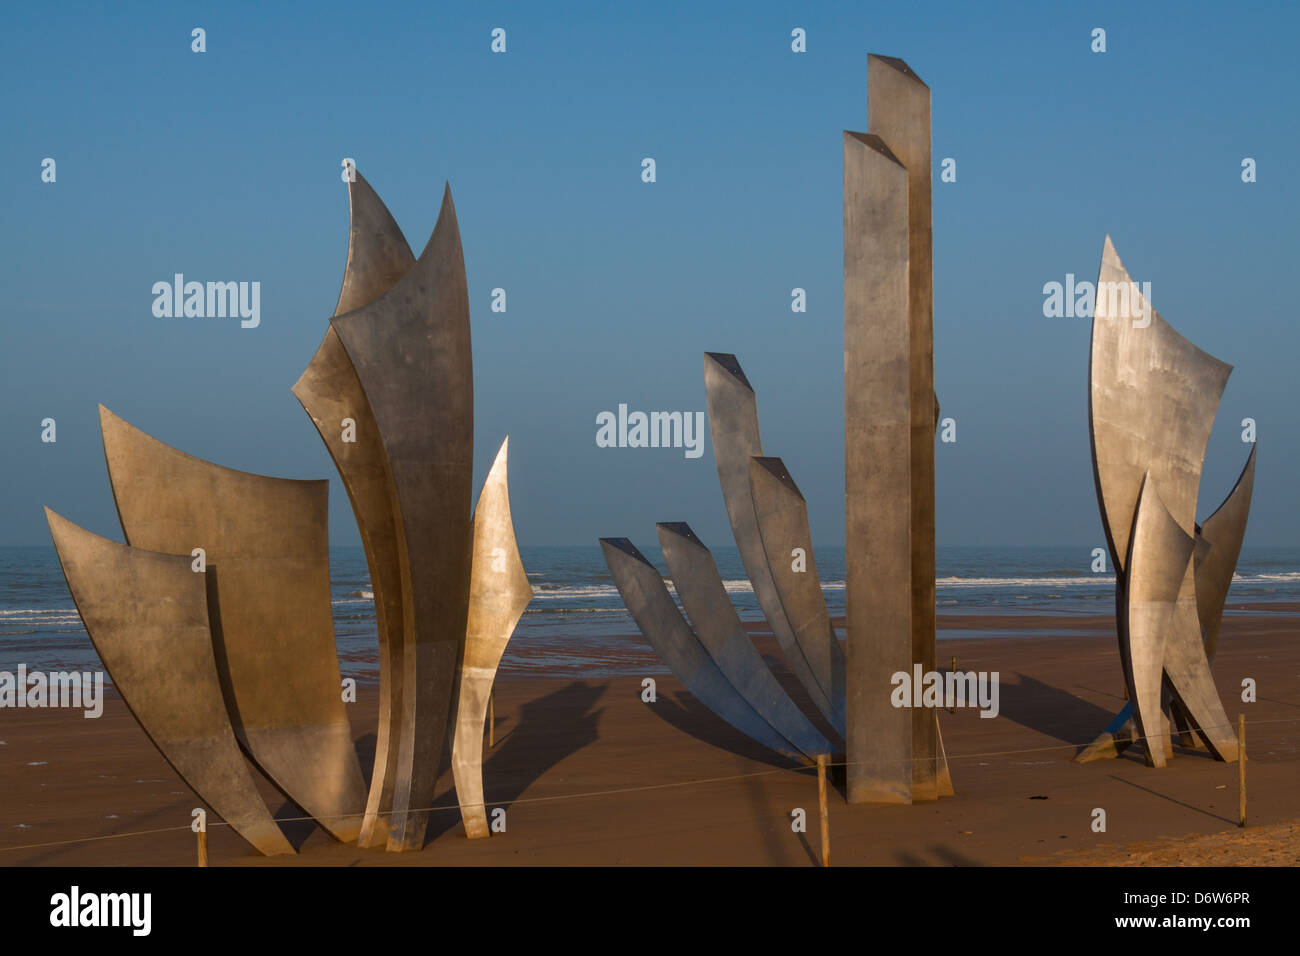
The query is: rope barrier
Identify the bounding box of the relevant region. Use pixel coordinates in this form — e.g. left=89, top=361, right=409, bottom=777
left=1, top=712, right=1296, bottom=855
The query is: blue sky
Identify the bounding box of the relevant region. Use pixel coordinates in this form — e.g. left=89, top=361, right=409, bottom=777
left=3, top=1, right=1297, bottom=555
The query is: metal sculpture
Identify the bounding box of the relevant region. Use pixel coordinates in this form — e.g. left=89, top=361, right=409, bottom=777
left=99, top=406, right=368, bottom=841
left=747, top=458, right=845, bottom=735
left=46, top=509, right=294, bottom=856
left=656, top=522, right=832, bottom=759
left=45, top=170, right=532, bottom=856
left=330, top=183, right=475, bottom=851
left=1079, top=236, right=1248, bottom=766
left=842, top=54, right=947, bottom=803
left=702, top=353, right=838, bottom=732
left=1195, top=447, right=1256, bottom=663
left=600, top=538, right=813, bottom=762
left=1076, top=448, right=1256, bottom=761
left=602, top=54, right=953, bottom=805
left=842, top=129, right=912, bottom=803
left=602, top=352, right=846, bottom=766
left=292, top=171, right=415, bottom=847
left=452, top=439, right=532, bottom=839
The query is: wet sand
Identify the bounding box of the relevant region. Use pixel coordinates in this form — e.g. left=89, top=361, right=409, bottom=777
left=1, top=610, right=1296, bottom=866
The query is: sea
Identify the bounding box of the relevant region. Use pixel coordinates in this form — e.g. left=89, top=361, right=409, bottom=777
left=2, top=545, right=1297, bottom=681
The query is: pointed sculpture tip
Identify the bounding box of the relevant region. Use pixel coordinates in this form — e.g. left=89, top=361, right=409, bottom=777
left=868, top=53, right=928, bottom=89
left=844, top=131, right=906, bottom=168
left=599, top=537, right=654, bottom=567
left=490, top=435, right=510, bottom=472
left=704, top=351, right=753, bottom=391
left=656, top=521, right=701, bottom=544
left=1102, top=233, right=1120, bottom=264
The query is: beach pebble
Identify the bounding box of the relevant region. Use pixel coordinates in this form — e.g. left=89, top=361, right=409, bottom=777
left=27, top=761, right=47, bottom=766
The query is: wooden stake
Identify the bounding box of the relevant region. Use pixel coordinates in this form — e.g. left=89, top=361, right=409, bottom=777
left=197, top=827, right=208, bottom=867
left=488, top=688, right=495, bottom=749
left=816, top=754, right=830, bottom=867
left=1238, top=714, right=1246, bottom=828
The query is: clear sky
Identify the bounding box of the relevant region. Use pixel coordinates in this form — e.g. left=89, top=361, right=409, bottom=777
left=3, top=1, right=1296, bottom=555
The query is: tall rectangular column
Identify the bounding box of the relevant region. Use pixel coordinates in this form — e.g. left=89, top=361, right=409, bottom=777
left=844, top=131, right=912, bottom=804
left=866, top=54, right=940, bottom=800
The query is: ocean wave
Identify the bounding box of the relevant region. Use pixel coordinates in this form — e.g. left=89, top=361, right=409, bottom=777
left=0, top=609, right=83, bottom=617
left=1235, top=572, right=1300, bottom=583
left=936, top=575, right=1115, bottom=588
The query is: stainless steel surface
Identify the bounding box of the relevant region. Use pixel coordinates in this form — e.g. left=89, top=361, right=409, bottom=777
left=599, top=538, right=808, bottom=762
left=1090, top=236, right=1231, bottom=571
left=46, top=509, right=294, bottom=856
left=657, top=521, right=832, bottom=759
left=100, top=406, right=368, bottom=841
left=292, top=170, right=415, bottom=847
left=867, top=54, right=941, bottom=800
left=746, top=458, right=845, bottom=736
left=1086, top=236, right=1242, bottom=767
left=1195, top=447, right=1256, bottom=661
left=1123, top=476, right=1193, bottom=767
left=452, top=439, right=533, bottom=838
left=331, top=183, right=474, bottom=851
left=843, top=128, right=913, bottom=804
left=702, top=352, right=833, bottom=723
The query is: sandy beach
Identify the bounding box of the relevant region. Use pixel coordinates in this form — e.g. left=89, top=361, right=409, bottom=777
left=1, top=609, right=1296, bottom=866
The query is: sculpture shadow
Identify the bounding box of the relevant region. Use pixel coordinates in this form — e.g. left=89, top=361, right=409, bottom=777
left=644, top=690, right=802, bottom=771
left=995, top=672, right=1124, bottom=747
left=422, top=680, right=607, bottom=845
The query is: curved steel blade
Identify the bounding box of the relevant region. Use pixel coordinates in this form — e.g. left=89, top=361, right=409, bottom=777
left=747, top=457, right=845, bottom=736
left=1124, top=475, right=1194, bottom=767
left=1090, top=236, right=1231, bottom=572
left=99, top=407, right=368, bottom=841
left=656, top=521, right=832, bottom=758
left=331, top=183, right=473, bottom=851
left=292, top=170, right=416, bottom=847
left=453, top=439, right=533, bottom=838
left=599, top=538, right=808, bottom=762
left=703, top=352, right=837, bottom=726
left=45, top=509, right=294, bottom=856
left=1195, top=446, right=1256, bottom=662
